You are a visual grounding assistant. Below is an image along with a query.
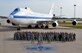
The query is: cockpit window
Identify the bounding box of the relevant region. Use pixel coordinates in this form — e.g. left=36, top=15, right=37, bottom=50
left=14, top=8, right=19, bottom=11
left=10, top=8, right=19, bottom=15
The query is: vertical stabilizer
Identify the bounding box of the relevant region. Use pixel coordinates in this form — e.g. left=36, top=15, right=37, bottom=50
left=49, top=4, right=54, bottom=15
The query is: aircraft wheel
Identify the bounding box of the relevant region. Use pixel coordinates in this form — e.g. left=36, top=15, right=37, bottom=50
left=27, top=25, right=32, bottom=28
left=35, top=25, right=39, bottom=28
left=17, top=27, right=21, bottom=30
left=41, top=25, right=44, bottom=28
left=45, top=25, right=49, bottom=29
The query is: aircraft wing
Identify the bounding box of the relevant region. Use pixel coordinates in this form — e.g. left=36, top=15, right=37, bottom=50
left=37, top=18, right=82, bottom=23
left=52, top=18, right=82, bottom=21
left=37, top=20, right=53, bottom=24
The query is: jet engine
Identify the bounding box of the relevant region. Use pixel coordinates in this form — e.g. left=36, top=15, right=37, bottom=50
left=52, top=20, right=58, bottom=27
left=7, top=19, right=10, bottom=23
left=72, top=20, right=77, bottom=26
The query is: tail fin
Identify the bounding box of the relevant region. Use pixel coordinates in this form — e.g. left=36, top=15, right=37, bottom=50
left=49, top=4, right=54, bottom=15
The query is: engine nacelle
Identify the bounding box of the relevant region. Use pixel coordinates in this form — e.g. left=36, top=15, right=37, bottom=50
left=7, top=19, right=10, bottom=23
left=52, top=20, right=58, bottom=27
left=72, top=20, right=77, bottom=26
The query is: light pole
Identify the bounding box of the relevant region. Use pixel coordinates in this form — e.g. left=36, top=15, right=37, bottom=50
left=60, top=7, right=62, bottom=18
left=74, top=4, right=76, bottom=18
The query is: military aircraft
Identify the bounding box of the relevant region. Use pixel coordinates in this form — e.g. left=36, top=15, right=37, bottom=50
left=6, top=5, right=77, bottom=30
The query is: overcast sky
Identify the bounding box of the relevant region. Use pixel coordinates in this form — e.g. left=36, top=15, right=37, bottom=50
left=0, top=0, right=82, bottom=18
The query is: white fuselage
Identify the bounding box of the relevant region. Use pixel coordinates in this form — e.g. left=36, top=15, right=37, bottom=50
left=9, top=7, right=53, bottom=25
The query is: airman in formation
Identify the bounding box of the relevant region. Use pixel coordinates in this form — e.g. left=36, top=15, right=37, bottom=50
left=14, top=31, right=76, bottom=42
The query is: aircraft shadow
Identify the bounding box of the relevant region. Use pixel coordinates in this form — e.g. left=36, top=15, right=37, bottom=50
left=0, top=26, right=73, bottom=32
left=0, top=27, right=17, bottom=32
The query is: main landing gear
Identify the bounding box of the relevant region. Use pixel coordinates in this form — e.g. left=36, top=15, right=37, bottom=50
left=41, top=24, right=44, bottom=28
left=45, top=25, right=49, bottom=29
left=17, top=27, right=21, bottom=30
left=27, top=25, right=32, bottom=28
left=34, top=24, right=49, bottom=29
left=16, top=24, right=49, bottom=30
left=35, top=24, right=39, bottom=28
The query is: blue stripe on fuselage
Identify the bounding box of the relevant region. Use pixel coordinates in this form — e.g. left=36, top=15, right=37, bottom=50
left=13, top=16, right=52, bottom=19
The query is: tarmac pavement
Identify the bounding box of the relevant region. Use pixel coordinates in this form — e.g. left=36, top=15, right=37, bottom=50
left=0, top=26, right=82, bottom=53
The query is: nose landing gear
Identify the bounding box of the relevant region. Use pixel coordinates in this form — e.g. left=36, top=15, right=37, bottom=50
left=16, top=24, right=21, bottom=30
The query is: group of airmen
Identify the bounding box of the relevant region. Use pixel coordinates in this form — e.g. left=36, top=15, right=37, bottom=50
left=14, top=31, right=76, bottom=43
